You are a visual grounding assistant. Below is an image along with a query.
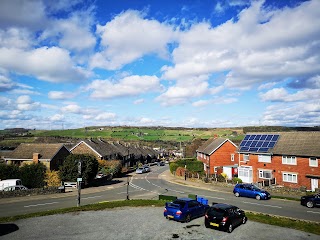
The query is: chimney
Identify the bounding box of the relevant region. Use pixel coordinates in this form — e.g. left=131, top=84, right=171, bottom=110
left=33, top=153, right=40, bottom=163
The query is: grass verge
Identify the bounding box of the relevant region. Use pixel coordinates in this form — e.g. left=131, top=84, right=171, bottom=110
left=0, top=199, right=319, bottom=235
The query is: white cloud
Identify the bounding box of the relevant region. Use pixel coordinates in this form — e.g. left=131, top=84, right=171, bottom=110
left=95, top=112, right=116, bottom=120
left=192, top=100, right=210, bottom=107
left=0, top=75, right=15, bottom=92
left=87, top=75, right=162, bottom=99
left=0, top=46, right=90, bottom=82
left=261, top=101, right=320, bottom=126
left=51, top=114, right=64, bottom=121
left=16, top=95, right=40, bottom=111
left=90, top=10, right=175, bottom=70
left=61, top=104, right=82, bottom=114
left=260, top=88, right=320, bottom=102
left=133, top=99, right=144, bottom=105
left=0, top=28, right=33, bottom=49
left=162, top=0, right=320, bottom=91
left=48, top=91, right=77, bottom=100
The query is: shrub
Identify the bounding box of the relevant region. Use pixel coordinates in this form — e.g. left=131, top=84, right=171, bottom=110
left=232, top=177, right=243, bottom=184
left=216, top=174, right=226, bottom=182
left=20, top=162, right=47, bottom=188
left=0, top=163, right=20, bottom=180
left=45, top=170, right=61, bottom=187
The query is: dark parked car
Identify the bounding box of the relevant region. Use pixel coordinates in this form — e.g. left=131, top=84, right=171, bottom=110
left=204, top=203, right=247, bottom=233
left=164, top=198, right=209, bottom=222
left=301, top=193, right=320, bottom=208
left=233, top=183, right=271, bottom=200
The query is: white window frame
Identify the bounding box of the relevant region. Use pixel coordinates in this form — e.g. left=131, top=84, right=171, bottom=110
left=282, top=172, right=298, bottom=183
left=282, top=156, right=296, bottom=165
left=258, top=155, right=271, bottom=163
left=243, top=154, right=249, bottom=162
left=259, top=170, right=272, bottom=179
left=309, top=157, right=318, bottom=167
left=231, top=154, right=235, bottom=162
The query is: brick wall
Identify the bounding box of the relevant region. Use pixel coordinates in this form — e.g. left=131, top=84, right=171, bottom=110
left=198, top=141, right=238, bottom=175
left=71, top=142, right=101, bottom=161
left=239, top=153, right=320, bottom=190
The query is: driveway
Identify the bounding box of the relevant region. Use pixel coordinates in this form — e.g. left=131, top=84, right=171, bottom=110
left=0, top=207, right=318, bottom=240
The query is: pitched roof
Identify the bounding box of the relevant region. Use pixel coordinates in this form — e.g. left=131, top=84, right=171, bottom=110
left=71, top=139, right=119, bottom=157
left=272, top=132, right=320, bottom=157
left=6, top=143, right=67, bottom=160
left=197, top=138, right=236, bottom=155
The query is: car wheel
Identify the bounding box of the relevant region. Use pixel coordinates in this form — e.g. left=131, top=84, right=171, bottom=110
left=255, top=195, right=261, bottom=200
left=234, top=192, right=240, bottom=197
left=227, top=223, right=233, bottom=233
left=185, top=214, right=191, bottom=223
left=306, top=201, right=314, bottom=208
left=242, top=217, right=247, bottom=224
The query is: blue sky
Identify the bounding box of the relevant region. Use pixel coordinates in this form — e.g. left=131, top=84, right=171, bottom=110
left=0, top=0, right=319, bottom=130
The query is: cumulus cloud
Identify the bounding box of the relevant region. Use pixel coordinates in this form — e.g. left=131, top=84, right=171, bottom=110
left=0, top=75, right=16, bottom=92
left=90, top=10, right=176, bottom=70
left=16, top=95, right=40, bottom=111
left=259, top=88, right=320, bottom=102
left=133, top=99, right=144, bottom=105
left=87, top=75, right=162, bottom=99
left=48, top=91, right=77, bottom=100
left=261, top=101, right=320, bottom=126
left=0, top=46, right=90, bottom=82
left=162, top=0, right=320, bottom=91
left=51, top=114, right=64, bottom=121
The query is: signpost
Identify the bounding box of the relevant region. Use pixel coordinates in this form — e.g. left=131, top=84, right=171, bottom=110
left=77, top=161, right=82, bottom=207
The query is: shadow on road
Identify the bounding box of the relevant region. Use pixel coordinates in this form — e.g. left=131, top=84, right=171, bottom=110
left=0, top=223, right=19, bottom=236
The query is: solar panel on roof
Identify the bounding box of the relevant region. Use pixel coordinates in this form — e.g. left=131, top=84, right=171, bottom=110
left=239, top=134, right=280, bottom=153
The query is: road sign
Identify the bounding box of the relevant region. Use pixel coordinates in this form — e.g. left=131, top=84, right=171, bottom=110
left=77, top=178, right=82, bottom=182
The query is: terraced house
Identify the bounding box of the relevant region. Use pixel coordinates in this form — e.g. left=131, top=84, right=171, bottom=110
left=238, top=132, right=320, bottom=191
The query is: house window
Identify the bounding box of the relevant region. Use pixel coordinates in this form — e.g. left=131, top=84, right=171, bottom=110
left=283, top=172, right=297, bottom=183
left=243, top=154, right=249, bottom=161
left=282, top=156, right=296, bottom=165
left=259, top=170, right=272, bottom=179
left=258, top=155, right=271, bottom=163
left=309, top=157, right=318, bottom=167
left=231, top=154, right=234, bottom=162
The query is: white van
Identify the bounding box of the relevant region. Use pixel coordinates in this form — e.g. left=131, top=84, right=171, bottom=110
left=0, top=179, right=22, bottom=191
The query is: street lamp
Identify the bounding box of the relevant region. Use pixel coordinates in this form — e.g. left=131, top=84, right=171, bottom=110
left=77, top=160, right=82, bottom=207
left=184, top=158, right=187, bottom=181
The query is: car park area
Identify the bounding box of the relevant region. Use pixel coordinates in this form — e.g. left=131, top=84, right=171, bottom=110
left=1, top=207, right=318, bottom=240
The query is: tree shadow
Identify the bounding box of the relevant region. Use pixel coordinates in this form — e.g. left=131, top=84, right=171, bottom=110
left=0, top=223, right=19, bottom=236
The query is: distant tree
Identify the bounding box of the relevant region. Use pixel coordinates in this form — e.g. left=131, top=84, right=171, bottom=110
left=59, top=154, right=99, bottom=185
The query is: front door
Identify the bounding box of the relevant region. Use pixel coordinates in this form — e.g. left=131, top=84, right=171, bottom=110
left=311, top=179, right=318, bottom=192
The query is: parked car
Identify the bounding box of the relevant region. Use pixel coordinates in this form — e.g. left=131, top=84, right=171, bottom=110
left=204, top=203, right=247, bottom=233
left=300, top=193, right=320, bottom=208
left=136, top=167, right=146, bottom=174
left=3, top=185, right=28, bottom=191
left=157, top=161, right=165, bottom=166
left=233, top=183, right=271, bottom=200
left=163, top=198, right=209, bottom=222
left=143, top=165, right=151, bottom=172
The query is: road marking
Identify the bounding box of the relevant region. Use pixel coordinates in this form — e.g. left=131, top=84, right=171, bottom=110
left=243, top=201, right=282, bottom=208
left=24, top=202, right=59, bottom=208
left=82, top=196, right=102, bottom=200
left=145, top=173, right=185, bottom=194
left=307, top=211, right=320, bottom=214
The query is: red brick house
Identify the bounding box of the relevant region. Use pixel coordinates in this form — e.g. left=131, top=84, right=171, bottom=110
left=196, top=138, right=239, bottom=178
left=238, top=132, right=320, bottom=191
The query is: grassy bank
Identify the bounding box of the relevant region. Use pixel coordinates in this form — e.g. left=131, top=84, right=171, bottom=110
left=0, top=199, right=319, bottom=235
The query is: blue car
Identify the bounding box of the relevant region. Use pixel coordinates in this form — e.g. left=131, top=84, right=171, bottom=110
left=233, top=183, right=271, bottom=200
left=163, top=198, right=209, bottom=222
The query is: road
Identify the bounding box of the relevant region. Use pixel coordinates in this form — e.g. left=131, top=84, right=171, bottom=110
left=0, top=165, right=320, bottom=222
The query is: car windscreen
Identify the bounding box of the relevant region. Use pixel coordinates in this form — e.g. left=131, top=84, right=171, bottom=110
left=168, top=200, right=186, bottom=209
left=207, top=207, right=226, bottom=216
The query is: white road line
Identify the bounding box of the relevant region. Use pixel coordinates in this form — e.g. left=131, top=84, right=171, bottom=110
left=243, top=201, right=282, bottom=208
left=145, top=173, right=185, bottom=194
left=82, top=196, right=102, bottom=200
left=307, top=211, right=320, bottom=214
left=24, top=202, right=59, bottom=208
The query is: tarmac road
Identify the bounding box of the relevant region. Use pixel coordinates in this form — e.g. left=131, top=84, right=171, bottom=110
left=0, top=206, right=318, bottom=240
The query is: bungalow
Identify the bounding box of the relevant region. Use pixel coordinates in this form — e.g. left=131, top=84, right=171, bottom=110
left=237, top=132, right=320, bottom=191
left=196, top=138, right=239, bottom=179
left=4, top=143, right=70, bottom=170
